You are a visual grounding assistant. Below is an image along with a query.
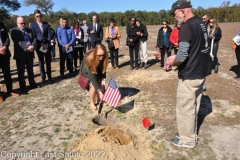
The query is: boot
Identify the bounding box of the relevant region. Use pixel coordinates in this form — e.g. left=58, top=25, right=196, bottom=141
left=214, top=65, right=218, bottom=73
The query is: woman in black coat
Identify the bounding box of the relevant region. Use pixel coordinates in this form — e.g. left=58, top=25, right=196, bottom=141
left=207, top=18, right=222, bottom=73
left=127, top=17, right=140, bottom=70
left=156, top=21, right=172, bottom=67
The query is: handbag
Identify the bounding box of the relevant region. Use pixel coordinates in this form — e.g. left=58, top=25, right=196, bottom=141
left=232, top=43, right=237, bottom=50
left=78, top=61, right=89, bottom=90
left=78, top=72, right=89, bottom=90
left=108, top=40, right=114, bottom=49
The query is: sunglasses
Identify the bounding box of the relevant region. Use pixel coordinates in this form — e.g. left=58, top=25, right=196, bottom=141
left=36, top=15, right=41, bottom=18
left=202, top=18, right=206, bottom=20
left=162, top=24, right=167, bottom=25
left=131, top=20, right=135, bottom=21
left=97, top=54, right=105, bottom=57
left=20, top=22, right=25, bottom=25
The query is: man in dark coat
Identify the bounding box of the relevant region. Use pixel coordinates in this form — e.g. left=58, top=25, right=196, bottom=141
left=0, top=21, right=19, bottom=101
left=10, top=16, right=40, bottom=93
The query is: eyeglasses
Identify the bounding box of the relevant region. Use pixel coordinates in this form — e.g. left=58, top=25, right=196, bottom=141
left=20, top=23, right=25, bottom=25
left=174, top=10, right=182, bottom=16
left=209, top=21, right=214, bottom=23
left=36, top=15, right=41, bottom=18
left=97, top=54, right=105, bottom=57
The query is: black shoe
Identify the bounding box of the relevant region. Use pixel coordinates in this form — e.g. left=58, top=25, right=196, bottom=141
left=21, top=88, right=28, bottom=94
left=42, top=79, right=46, bottom=83
left=30, top=84, right=41, bottom=89
left=69, top=73, right=75, bottom=77
left=139, top=62, right=143, bottom=68
left=48, top=78, right=55, bottom=83
left=60, top=74, right=65, bottom=79
left=235, top=75, right=240, bottom=78
left=214, top=65, right=218, bottom=73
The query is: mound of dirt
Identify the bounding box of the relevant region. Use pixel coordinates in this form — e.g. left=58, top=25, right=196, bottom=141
left=69, top=126, right=151, bottom=160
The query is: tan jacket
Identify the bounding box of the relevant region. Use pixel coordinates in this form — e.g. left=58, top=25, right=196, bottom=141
left=105, top=26, right=121, bottom=49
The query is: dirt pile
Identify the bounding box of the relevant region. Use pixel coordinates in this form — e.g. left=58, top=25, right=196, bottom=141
left=69, top=126, right=151, bottom=160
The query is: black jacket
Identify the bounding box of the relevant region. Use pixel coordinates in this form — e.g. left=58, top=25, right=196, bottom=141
left=208, top=27, right=222, bottom=43
left=0, top=21, right=11, bottom=57
left=10, top=27, right=37, bottom=60
left=157, top=26, right=172, bottom=48
left=49, top=28, right=55, bottom=40
left=87, top=22, right=103, bottom=43
left=127, top=25, right=140, bottom=45
left=138, top=24, right=148, bottom=42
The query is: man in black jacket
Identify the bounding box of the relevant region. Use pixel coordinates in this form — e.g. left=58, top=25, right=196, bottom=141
left=49, top=22, right=56, bottom=61
left=87, top=15, right=103, bottom=49
left=136, top=20, right=148, bottom=69
left=0, top=21, right=19, bottom=101
left=11, top=17, right=40, bottom=93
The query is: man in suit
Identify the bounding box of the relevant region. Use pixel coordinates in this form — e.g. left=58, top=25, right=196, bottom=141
left=10, top=17, right=40, bottom=93
left=0, top=21, right=19, bottom=101
left=57, top=18, right=76, bottom=78
left=48, top=22, right=56, bottom=61
left=87, top=15, right=103, bottom=48
left=30, top=9, right=53, bottom=84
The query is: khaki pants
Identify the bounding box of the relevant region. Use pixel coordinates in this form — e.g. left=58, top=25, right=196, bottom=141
left=176, top=78, right=205, bottom=146
left=139, top=40, right=148, bottom=63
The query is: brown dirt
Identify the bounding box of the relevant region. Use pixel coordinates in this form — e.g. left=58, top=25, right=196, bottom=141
left=69, top=126, right=151, bottom=160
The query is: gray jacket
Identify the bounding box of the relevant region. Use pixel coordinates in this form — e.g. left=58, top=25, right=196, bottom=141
left=81, top=25, right=91, bottom=42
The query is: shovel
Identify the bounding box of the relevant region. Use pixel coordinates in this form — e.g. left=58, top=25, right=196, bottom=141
left=98, top=85, right=105, bottom=115
left=210, top=38, right=214, bottom=59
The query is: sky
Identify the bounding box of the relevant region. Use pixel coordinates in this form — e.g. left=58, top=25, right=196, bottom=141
left=12, top=0, right=240, bottom=16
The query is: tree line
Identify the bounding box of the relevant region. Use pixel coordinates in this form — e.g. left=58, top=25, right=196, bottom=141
left=1, top=0, right=240, bottom=30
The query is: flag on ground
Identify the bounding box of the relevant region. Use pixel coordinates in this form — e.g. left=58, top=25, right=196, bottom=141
left=102, top=77, right=121, bottom=108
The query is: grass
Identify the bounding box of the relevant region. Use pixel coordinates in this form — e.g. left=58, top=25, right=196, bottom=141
left=54, top=128, right=61, bottom=133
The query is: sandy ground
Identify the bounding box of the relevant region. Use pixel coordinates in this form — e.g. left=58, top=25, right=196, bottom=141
left=0, top=22, right=240, bottom=160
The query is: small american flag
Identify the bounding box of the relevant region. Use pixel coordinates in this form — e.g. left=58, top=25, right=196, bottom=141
left=102, top=77, right=121, bottom=108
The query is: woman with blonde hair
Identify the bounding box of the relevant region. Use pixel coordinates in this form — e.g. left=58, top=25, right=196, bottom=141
left=80, top=44, right=108, bottom=110
left=105, top=18, right=121, bottom=69
left=207, top=18, right=222, bottom=73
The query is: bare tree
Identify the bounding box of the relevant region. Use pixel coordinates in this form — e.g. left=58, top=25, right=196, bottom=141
left=23, top=0, right=54, bottom=17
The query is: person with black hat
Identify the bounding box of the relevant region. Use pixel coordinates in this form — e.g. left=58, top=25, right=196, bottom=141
left=166, top=0, right=211, bottom=148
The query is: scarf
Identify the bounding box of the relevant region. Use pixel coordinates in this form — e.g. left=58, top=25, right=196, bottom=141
left=110, top=26, right=115, bottom=36
left=74, top=28, right=79, bottom=36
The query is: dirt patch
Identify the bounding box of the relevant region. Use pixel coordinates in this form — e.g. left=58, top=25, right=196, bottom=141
left=69, top=126, right=151, bottom=160
left=209, top=125, right=240, bottom=160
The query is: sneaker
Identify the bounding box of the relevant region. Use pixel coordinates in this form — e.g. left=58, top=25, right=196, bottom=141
left=176, top=133, right=180, bottom=139
left=171, top=138, right=195, bottom=148
left=144, top=63, right=147, bottom=69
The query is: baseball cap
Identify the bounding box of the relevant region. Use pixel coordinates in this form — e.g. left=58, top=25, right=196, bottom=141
left=169, top=0, right=192, bottom=15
